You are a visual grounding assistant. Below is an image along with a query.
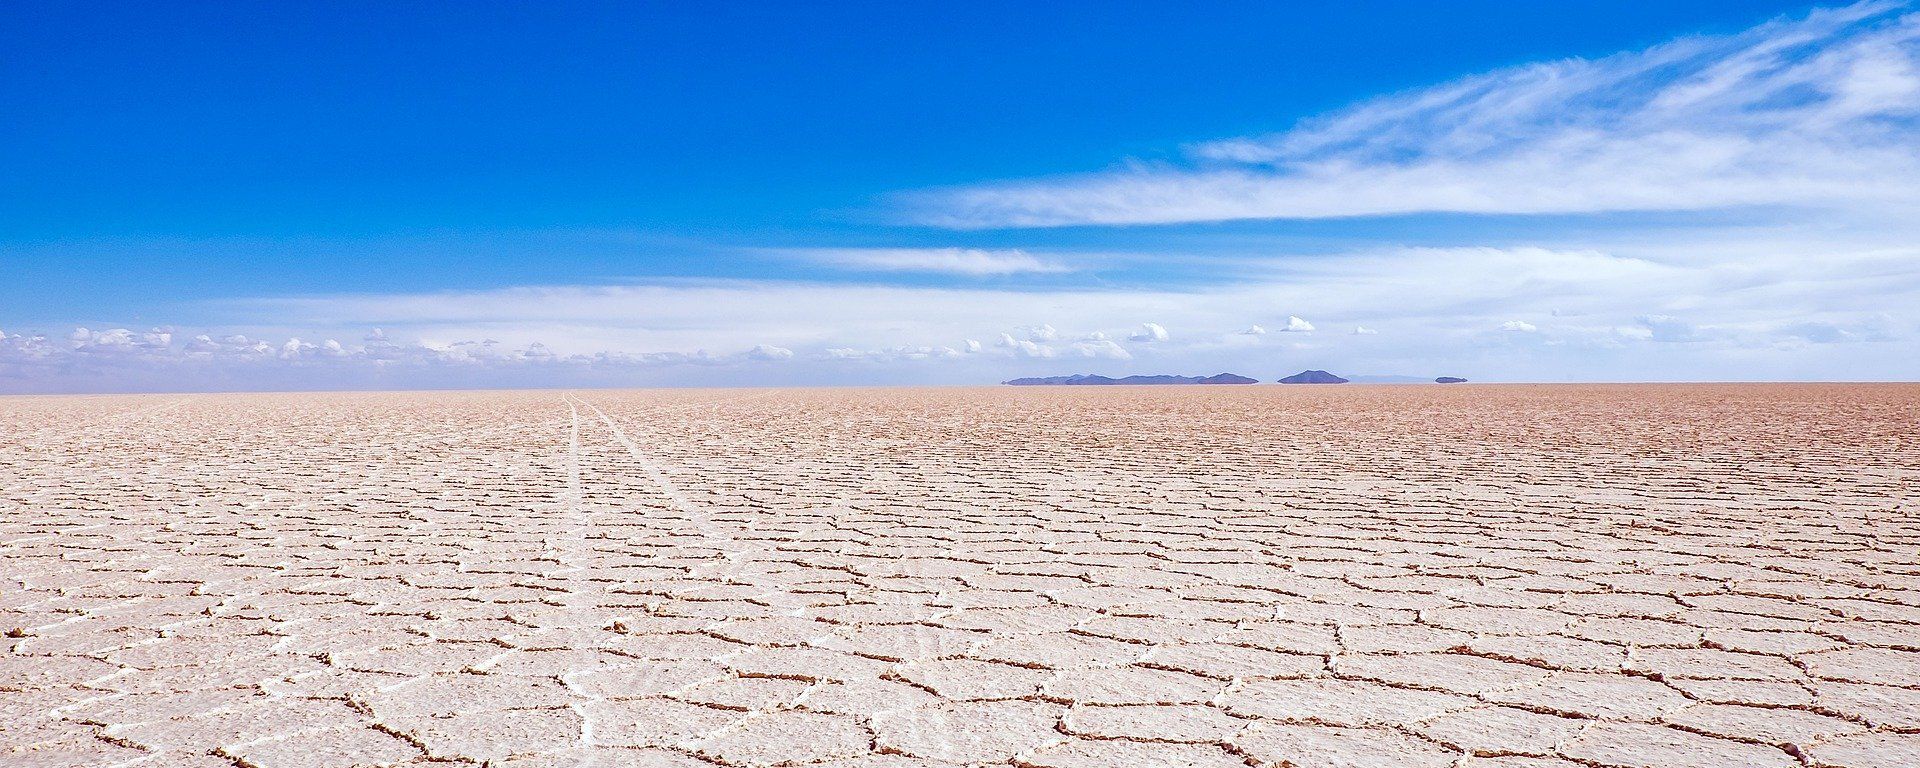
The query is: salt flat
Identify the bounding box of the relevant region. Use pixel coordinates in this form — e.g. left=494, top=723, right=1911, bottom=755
left=3, top=385, right=1918, bottom=768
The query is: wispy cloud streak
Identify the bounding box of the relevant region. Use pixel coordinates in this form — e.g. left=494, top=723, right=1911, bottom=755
left=901, top=2, right=1920, bottom=227
left=9, top=229, right=1911, bottom=391
left=775, top=247, right=1074, bottom=275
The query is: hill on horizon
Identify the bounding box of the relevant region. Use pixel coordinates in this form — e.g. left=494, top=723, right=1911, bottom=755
left=1277, top=370, right=1350, bottom=384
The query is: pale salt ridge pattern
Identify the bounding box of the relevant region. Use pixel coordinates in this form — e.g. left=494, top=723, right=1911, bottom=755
left=2, top=385, right=1919, bottom=767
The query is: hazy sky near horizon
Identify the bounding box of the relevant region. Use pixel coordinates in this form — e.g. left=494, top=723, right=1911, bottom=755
left=5, top=1, right=1918, bottom=391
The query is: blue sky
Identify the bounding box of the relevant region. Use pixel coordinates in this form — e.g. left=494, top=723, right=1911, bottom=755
left=4, top=1, right=1917, bottom=391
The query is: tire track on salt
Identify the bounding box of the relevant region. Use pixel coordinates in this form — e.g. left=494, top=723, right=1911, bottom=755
left=563, top=391, right=828, bottom=758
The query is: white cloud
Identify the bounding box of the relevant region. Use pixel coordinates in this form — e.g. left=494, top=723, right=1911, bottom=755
left=0, top=326, right=755, bottom=393
left=1282, top=316, right=1315, bottom=332
left=778, top=247, right=1073, bottom=275
left=818, top=345, right=962, bottom=362
left=1072, top=338, right=1133, bottom=360
left=68, top=327, right=171, bottom=350
left=1775, top=314, right=1899, bottom=344
left=1633, top=315, right=1706, bottom=342
left=1240, top=324, right=1267, bottom=335
left=9, top=231, right=1920, bottom=391
left=899, top=3, right=1920, bottom=227
left=14, top=6, right=1920, bottom=392
left=996, top=333, right=1056, bottom=358
left=1131, top=322, right=1170, bottom=342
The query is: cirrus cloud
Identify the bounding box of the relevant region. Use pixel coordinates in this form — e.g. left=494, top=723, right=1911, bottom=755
left=897, top=2, right=1920, bottom=227
left=7, top=232, right=1916, bottom=392
left=774, top=246, right=1074, bottom=275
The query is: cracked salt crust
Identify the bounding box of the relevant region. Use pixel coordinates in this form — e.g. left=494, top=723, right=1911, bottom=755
left=2, top=384, right=1918, bottom=767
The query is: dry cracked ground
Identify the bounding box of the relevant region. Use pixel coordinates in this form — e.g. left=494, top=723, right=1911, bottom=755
left=3, top=384, right=1919, bottom=768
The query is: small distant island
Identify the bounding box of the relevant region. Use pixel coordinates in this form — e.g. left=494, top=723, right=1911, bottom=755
left=1003, top=373, right=1258, bottom=386
left=1436, top=376, right=1469, bottom=384
left=1276, top=370, right=1349, bottom=384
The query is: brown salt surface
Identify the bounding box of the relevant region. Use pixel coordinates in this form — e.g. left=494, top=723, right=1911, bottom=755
left=2, top=383, right=1917, bottom=766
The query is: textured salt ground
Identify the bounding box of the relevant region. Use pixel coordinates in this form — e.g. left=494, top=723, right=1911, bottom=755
left=1, top=384, right=1918, bottom=768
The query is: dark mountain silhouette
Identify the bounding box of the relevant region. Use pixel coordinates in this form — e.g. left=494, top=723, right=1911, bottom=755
left=1435, top=376, right=1469, bottom=384
left=1276, top=370, right=1349, bottom=384
left=1004, top=373, right=1258, bottom=386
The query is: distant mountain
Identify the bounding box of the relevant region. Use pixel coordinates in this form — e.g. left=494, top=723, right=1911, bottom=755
left=1003, top=373, right=1258, bottom=386
left=1276, top=370, right=1349, bottom=384
left=1435, top=376, right=1469, bottom=384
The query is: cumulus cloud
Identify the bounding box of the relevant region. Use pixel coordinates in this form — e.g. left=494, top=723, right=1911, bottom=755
left=748, top=344, right=795, bottom=361
left=778, top=247, right=1073, bottom=275
left=1629, top=315, right=1706, bottom=342
left=1130, top=322, right=1170, bottom=342
left=69, top=327, right=173, bottom=351
left=995, top=333, right=1055, bottom=358
left=1072, top=338, right=1133, bottom=360
left=9, top=231, right=1918, bottom=391
left=0, top=326, right=810, bottom=393
left=819, top=345, right=962, bottom=362
left=15, top=5, right=1920, bottom=391
left=1775, top=314, right=1899, bottom=344
left=899, top=3, right=1920, bottom=227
